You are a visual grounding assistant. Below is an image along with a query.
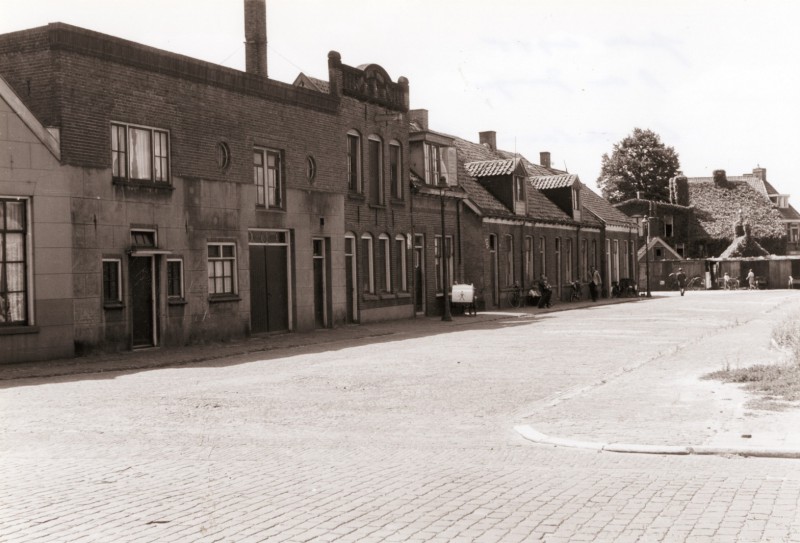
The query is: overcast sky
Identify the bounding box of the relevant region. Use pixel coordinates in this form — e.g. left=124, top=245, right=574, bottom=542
left=2, top=0, right=799, bottom=197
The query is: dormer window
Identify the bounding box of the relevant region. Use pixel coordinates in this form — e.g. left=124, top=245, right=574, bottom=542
left=424, top=142, right=442, bottom=185
left=514, top=176, right=525, bottom=202
left=572, top=186, right=580, bottom=211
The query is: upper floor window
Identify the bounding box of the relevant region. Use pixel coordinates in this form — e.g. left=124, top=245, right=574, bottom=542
left=424, top=142, right=442, bottom=185
left=1, top=199, right=28, bottom=325
left=254, top=148, right=283, bottom=208
left=389, top=141, right=402, bottom=200
left=347, top=131, right=362, bottom=193
left=368, top=136, right=384, bottom=206
left=664, top=214, right=674, bottom=237
left=514, top=176, right=525, bottom=203
left=111, top=122, right=169, bottom=183
left=572, top=187, right=580, bottom=211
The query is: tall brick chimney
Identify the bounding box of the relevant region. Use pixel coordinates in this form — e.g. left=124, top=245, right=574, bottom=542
left=244, top=0, right=268, bottom=77
left=752, top=166, right=767, bottom=181
left=479, top=131, right=496, bottom=151
left=409, top=109, right=428, bottom=131
left=540, top=151, right=551, bottom=169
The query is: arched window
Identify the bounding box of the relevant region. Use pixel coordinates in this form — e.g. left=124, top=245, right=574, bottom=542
left=360, top=233, right=374, bottom=294
left=378, top=233, right=391, bottom=292
left=368, top=135, right=384, bottom=205
left=389, top=140, right=403, bottom=200
left=347, top=130, right=362, bottom=193
left=395, top=234, right=408, bottom=291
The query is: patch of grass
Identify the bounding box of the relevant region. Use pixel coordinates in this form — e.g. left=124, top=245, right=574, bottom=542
left=772, top=314, right=800, bottom=358
left=706, top=363, right=800, bottom=409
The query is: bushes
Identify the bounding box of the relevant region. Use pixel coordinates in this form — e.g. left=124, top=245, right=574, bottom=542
left=772, top=313, right=800, bottom=363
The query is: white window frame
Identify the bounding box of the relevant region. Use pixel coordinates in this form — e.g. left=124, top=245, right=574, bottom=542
left=111, top=121, right=170, bottom=183
left=102, top=258, right=122, bottom=305
left=505, top=234, right=514, bottom=286
left=207, top=242, right=238, bottom=296
left=167, top=258, right=185, bottom=300
left=254, top=147, right=283, bottom=208
left=525, top=236, right=533, bottom=286
left=539, top=236, right=546, bottom=277
left=566, top=238, right=573, bottom=283
left=389, top=141, right=403, bottom=200
left=395, top=234, right=408, bottom=292
left=0, top=198, right=33, bottom=325
left=664, top=214, right=674, bottom=237
left=361, top=233, right=374, bottom=294
left=368, top=135, right=384, bottom=206
left=378, top=233, right=391, bottom=292
left=424, top=142, right=442, bottom=185
left=347, top=130, right=362, bottom=193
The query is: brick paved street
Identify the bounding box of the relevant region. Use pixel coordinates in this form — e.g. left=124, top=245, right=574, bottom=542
left=3, top=292, right=800, bottom=542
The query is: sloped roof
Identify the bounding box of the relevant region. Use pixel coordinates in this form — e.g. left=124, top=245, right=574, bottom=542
left=718, top=235, right=770, bottom=258
left=687, top=179, right=785, bottom=239
left=580, top=185, right=636, bottom=226
left=0, top=74, right=60, bottom=159
left=778, top=204, right=800, bottom=221
left=525, top=181, right=575, bottom=223
left=530, top=174, right=578, bottom=190
left=465, top=158, right=519, bottom=178
left=292, top=73, right=330, bottom=93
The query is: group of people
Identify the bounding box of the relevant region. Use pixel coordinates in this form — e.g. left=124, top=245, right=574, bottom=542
left=528, top=266, right=604, bottom=308
left=723, top=268, right=758, bottom=290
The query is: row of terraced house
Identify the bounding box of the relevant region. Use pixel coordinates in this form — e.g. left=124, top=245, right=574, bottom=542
left=0, top=1, right=640, bottom=363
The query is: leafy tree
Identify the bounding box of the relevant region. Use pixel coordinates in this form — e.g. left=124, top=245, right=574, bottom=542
left=597, top=128, right=681, bottom=203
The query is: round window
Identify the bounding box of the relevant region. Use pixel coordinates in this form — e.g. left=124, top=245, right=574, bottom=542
left=216, top=142, right=231, bottom=170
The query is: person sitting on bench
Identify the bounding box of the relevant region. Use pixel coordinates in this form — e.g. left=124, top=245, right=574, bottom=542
left=537, top=274, right=553, bottom=308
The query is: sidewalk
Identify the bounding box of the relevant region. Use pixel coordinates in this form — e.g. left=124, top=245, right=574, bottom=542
left=0, top=296, right=638, bottom=382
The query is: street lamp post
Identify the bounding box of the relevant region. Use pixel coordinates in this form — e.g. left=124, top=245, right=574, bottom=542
left=633, top=214, right=652, bottom=298
left=439, top=177, right=452, bottom=321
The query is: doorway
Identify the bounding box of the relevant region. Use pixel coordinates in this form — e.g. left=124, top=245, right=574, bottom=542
left=414, top=234, right=425, bottom=314
left=312, top=238, right=327, bottom=328
left=345, top=234, right=357, bottom=323
left=130, top=256, right=156, bottom=348
left=249, top=230, right=290, bottom=334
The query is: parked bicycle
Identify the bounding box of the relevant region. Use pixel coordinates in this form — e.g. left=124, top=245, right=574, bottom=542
left=686, top=276, right=705, bottom=290
left=507, top=282, right=526, bottom=308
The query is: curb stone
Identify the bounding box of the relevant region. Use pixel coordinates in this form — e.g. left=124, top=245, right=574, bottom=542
left=514, top=425, right=800, bottom=459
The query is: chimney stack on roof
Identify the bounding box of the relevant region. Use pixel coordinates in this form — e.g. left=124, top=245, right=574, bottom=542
left=244, top=0, right=268, bottom=77
left=713, top=169, right=728, bottom=186
left=409, top=109, right=428, bottom=131
left=479, top=131, right=496, bottom=151
left=753, top=166, right=767, bottom=181
left=540, top=151, right=551, bottom=169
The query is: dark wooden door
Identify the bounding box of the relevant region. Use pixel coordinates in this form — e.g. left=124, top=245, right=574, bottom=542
left=250, top=245, right=289, bottom=333
left=130, top=257, right=154, bottom=348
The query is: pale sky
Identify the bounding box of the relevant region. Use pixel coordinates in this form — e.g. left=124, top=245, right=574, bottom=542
left=2, top=0, right=799, bottom=198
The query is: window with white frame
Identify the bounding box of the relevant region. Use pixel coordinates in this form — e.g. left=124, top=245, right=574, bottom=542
left=664, top=214, right=674, bottom=237
left=613, top=240, right=620, bottom=282
left=505, top=234, right=514, bottom=286
left=347, top=130, right=362, bottom=193
left=102, top=258, right=122, bottom=306
left=0, top=199, right=29, bottom=325
left=361, top=234, right=374, bottom=294
left=555, top=237, right=561, bottom=285
left=111, top=122, right=169, bottom=183
left=525, top=236, right=533, bottom=286
left=423, top=142, right=442, bottom=185
left=572, top=186, right=580, bottom=211
left=254, top=148, right=283, bottom=208
left=622, top=241, right=629, bottom=278
left=167, top=258, right=184, bottom=300
left=378, top=234, right=391, bottom=292
left=566, top=238, right=573, bottom=283
left=369, top=136, right=384, bottom=206
left=207, top=242, right=237, bottom=296
left=539, top=237, right=546, bottom=277
left=581, top=238, right=588, bottom=281
left=791, top=224, right=800, bottom=242
left=390, top=142, right=402, bottom=200
left=395, top=235, right=407, bottom=291
left=514, top=176, right=525, bottom=203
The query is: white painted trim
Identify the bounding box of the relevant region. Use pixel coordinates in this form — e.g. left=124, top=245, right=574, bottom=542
left=0, top=75, right=60, bottom=160
left=605, top=224, right=637, bottom=234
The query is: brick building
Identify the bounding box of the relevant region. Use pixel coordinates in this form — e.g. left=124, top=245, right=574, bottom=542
left=0, top=1, right=412, bottom=361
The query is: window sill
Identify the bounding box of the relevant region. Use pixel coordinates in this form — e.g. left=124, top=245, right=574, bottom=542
left=208, top=294, right=241, bottom=304
left=168, top=298, right=188, bottom=306
left=362, top=293, right=379, bottom=301
left=103, top=301, right=125, bottom=310
left=348, top=192, right=365, bottom=202
left=378, top=292, right=395, bottom=300
left=390, top=198, right=406, bottom=206
left=396, top=291, right=411, bottom=299
left=255, top=205, right=286, bottom=212
left=113, top=178, right=174, bottom=192
left=368, top=203, right=387, bottom=210
left=0, top=325, right=40, bottom=336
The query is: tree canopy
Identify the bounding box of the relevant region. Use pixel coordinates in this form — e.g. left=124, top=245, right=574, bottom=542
left=597, top=128, right=681, bottom=203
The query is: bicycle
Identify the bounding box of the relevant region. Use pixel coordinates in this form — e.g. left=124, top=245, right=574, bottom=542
left=687, top=276, right=704, bottom=290
left=507, top=283, right=525, bottom=308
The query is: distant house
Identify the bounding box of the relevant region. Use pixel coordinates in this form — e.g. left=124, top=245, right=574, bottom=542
left=616, top=168, right=788, bottom=259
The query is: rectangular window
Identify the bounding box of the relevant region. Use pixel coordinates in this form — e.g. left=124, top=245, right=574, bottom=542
left=581, top=239, right=588, bottom=281
left=514, top=176, right=524, bottom=202
left=424, top=142, right=442, bottom=185
left=379, top=235, right=391, bottom=292
left=395, top=235, right=407, bottom=291
left=591, top=239, right=597, bottom=269
left=525, top=236, right=533, bottom=286
left=539, top=237, right=546, bottom=277
left=111, top=122, right=169, bottom=183
left=555, top=237, right=561, bottom=286
left=347, top=133, right=362, bottom=192
left=664, top=214, right=674, bottom=237
left=566, top=238, right=573, bottom=283
left=622, top=241, right=630, bottom=278
left=207, top=243, right=237, bottom=296
left=0, top=199, right=28, bottom=325
left=572, top=187, right=580, bottom=211
left=505, top=235, right=514, bottom=286
left=390, top=143, right=402, bottom=199
left=361, top=235, right=374, bottom=294
left=254, top=148, right=282, bottom=208
left=102, top=259, right=122, bottom=305
left=790, top=225, right=799, bottom=242
left=167, top=259, right=184, bottom=299
left=613, top=240, right=620, bottom=282
left=369, top=137, right=384, bottom=206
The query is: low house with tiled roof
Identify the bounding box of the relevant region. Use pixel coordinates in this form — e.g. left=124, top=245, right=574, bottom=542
left=408, top=109, right=638, bottom=312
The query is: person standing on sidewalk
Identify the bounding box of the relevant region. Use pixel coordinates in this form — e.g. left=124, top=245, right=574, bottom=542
left=590, top=266, right=602, bottom=302
left=676, top=268, right=687, bottom=296
left=747, top=268, right=756, bottom=290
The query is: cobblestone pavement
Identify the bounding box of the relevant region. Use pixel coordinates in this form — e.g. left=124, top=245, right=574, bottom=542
left=3, top=292, right=800, bottom=542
